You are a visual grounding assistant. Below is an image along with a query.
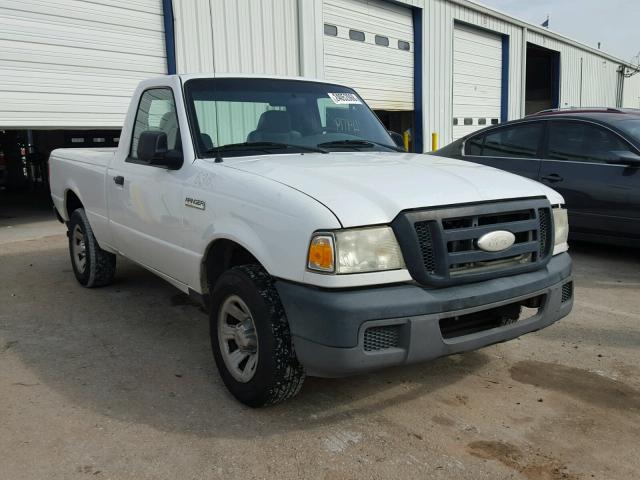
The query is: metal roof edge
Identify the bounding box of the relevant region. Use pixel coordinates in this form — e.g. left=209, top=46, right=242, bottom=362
left=451, top=0, right=637, bottom=69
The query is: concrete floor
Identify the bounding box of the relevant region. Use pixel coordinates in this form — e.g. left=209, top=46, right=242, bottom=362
left=1, top=209, right=639, bottom=479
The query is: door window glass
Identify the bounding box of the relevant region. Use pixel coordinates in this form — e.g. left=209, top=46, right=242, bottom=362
left=130, top=88, right=181, bottom=161
left=548, top=121, right=633, bottom=163
left=465, top=135, right=484, bottom=155
left=465, top=122, right=543, bottom=158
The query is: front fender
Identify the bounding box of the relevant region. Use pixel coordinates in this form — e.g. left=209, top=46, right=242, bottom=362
left=182, top=162, right=342, bottom=291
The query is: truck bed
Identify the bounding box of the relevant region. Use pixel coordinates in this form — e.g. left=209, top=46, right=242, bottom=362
left=50, top=147, right=116, bottom=168
left=49, top=147, right=117, bottom=248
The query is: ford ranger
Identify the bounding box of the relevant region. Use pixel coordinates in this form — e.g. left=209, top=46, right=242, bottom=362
left=50, top=75, right=573, bottom=407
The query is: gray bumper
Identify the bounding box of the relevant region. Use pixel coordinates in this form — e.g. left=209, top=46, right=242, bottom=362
left=276, top=253, right=573, bottom=377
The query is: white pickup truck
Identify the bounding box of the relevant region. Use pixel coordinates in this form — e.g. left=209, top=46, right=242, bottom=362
left=50, top=74, right=573, bottom=407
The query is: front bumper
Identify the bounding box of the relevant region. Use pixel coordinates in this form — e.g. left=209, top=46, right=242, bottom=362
left=275, top=253, right=573, bottom=377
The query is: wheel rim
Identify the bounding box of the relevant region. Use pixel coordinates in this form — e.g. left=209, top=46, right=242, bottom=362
left=71, top=225, right=87, bottom=274
left=218, top=295, right=259, bottom=383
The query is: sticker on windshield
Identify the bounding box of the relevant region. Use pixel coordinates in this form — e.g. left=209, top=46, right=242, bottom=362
left=327, top=92, right=362, bottom=105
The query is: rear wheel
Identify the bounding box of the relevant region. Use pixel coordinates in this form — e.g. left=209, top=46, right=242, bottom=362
left=68, top=209, right=116, bottom=288
left=210, top=265, right=305, bottom=407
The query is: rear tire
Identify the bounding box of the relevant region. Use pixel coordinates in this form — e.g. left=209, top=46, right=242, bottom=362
left=210, top=264, right=305, bottom=407
left=68, top=209, right=116, bottom=288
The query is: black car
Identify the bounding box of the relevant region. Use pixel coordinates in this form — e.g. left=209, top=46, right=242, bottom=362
left=435, top=108, right=640, bottom=246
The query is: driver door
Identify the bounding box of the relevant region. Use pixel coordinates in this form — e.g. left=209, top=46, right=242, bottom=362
left=539, top=120, right=640, bottom=240
left=107, top=87, right=192, bottom=283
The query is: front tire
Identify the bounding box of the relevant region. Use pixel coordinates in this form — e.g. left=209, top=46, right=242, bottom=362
left=210, top=265, right=305, bottom=407
left=68, top=209, right=116, bottom=288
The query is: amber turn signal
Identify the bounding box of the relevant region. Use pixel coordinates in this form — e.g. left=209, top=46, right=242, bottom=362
left=307, top=235, right=335, bottom=272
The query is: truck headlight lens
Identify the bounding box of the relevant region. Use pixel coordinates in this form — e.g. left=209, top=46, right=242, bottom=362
left=552, top=207, right=569, bottom=252
left=336, top=227, right=405, bottom=274
left=307, top=227, right=405, bottom=274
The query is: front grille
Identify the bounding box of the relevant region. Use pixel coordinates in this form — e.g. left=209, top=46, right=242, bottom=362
left=538, top=208, right=552, bottom=257
left=392, top=199, right=554, bottom=287
left=414, top=221, right=436, bottom=273
left=561, top=282, right=573, bottom=303
left=364, top=325, right=401, bottom=352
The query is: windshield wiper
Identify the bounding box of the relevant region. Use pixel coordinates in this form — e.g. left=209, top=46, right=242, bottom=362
left=206, top=142, right=328, bottom=155
left=317, top=139, right=404, bottom=152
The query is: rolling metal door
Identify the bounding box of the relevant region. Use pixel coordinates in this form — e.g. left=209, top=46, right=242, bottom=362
left=0, top=0, right=166, bottom=128
left=452, top=24, right=503, bottom=140
left=323, top=0, right=414, bottom=111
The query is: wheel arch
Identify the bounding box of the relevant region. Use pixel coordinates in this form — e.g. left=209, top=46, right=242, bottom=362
left=200, top=237, right=265, bottom=296
left=64, top=188, right=84, bottom=220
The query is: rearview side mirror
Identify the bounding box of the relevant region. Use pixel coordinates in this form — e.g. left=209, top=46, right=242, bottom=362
left=388, top=131, right=405, bottom=150
left=137, top=130, right=183, bottom=169
left=608, top=150, right=640, bottom=167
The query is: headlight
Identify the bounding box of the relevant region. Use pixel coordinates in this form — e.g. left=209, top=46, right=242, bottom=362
left=307, top=226, right=405, bottom=274
left=552, top=206, right=569, bottom=253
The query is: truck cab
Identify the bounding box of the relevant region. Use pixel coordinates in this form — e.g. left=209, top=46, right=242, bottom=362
left=50, top=75, right=573, bottom=406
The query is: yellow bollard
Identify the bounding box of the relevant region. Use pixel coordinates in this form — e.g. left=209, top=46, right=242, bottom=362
left=431, top=132, right=438, bottom=152
left=403, top=131, right=410, bottom=152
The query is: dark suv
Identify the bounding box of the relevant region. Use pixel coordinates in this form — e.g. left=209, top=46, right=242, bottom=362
left=435, top=108, right=640, bottom=246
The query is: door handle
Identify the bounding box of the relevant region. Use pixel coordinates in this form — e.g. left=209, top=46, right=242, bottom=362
left=113, top=175, right=124, bottom=186
left=541, top=173, right=563, bottom=183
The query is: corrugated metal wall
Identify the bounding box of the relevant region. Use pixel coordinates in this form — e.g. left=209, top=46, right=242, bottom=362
left=623, top=73, right=640, bottom=108
left=0, top=0, right=636, bottom=141
left=526, top=30, right=620, bottom=109
left=423, top=0, right=524, bottom=148
left=173, top=0, right=299, bottom=145
left=173, top=0, right=299, bottom=76
left=0, top=0, right=166, bottom=128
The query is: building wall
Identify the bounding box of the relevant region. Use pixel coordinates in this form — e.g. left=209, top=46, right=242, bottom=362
left=421, top=0, right=525, bottom=148
left=526, top=30, right=621, bottom=110
left=0, top=0, right=166, bottom=128
left=173, top=0, right=299, bottom=76
left=623, top=72, right=640, bottom=108
left=0, top=0, right=636, bottom=139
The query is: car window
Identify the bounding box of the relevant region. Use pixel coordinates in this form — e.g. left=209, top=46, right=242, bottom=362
left=184, top=78, right=397, bottom=158
left=465, top=122, right=543, bottom=159
left=548, top=121, right=633, bottom=163
left=316, top=98, right=360, bottom=134
left=130, top=88, right=181, bottom=161
left=465, top=135, right=484, bottom=155
left=609, top=118, right=640, bottom=145
left=193, top=100, right=284, bottom=147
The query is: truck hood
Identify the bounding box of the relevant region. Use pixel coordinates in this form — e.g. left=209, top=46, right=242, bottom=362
left=223, top=152, right=564, bottom=227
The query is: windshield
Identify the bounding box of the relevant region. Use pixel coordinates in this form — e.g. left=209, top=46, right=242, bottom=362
left=183, top=78, right=399, bottom=158
left=614, top=118, right=640, bottom=143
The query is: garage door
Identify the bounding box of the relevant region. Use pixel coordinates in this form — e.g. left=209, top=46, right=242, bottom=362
left=323, top=0, right=414, bottom=111
left=0, top=0, right=166, bottom=128
left=452, top=24, right=503, bottom=141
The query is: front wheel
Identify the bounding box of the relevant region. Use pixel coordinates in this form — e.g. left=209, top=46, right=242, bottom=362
left=68, top=209, right=116, bottom=288
left=210, top=265, right=305, bottom=407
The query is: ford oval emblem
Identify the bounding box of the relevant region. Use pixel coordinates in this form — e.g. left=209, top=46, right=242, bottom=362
left=477, top=230, right=516, bottom=252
